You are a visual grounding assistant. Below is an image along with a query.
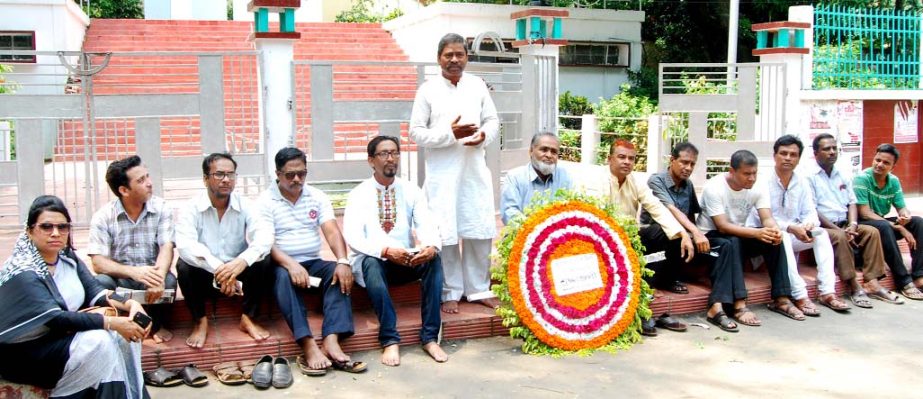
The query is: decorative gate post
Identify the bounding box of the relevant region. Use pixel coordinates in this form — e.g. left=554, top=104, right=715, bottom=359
left=511, top=8, right=568, bottom=143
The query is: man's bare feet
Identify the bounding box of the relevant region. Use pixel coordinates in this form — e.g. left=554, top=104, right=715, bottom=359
left=239, top=314, right=270, bottom=341
left=422, top=342, right=448, bottom=363
left=151, top=327, right=173, bottom=344
left=185, top=318, right=208, bottom=348
left=301, top=338, right=332, bottom=370
left=322, top=334, right=350, bottom=363
left=381, top=344, right=400, bottom=367
left=441, top=300, right=459, bottom=314
left=474, top=297, right=500, bottom=309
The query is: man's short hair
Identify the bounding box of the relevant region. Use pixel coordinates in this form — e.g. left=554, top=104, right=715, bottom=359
left=105, top=155, right=143, bottom=197
left=274, top=147, right=306, bottom=171
left=773, top=134, right=804, bottom=155
left=730, top=150, right=758, bottom=169
left=876, top=143, right=900, bottom=162
left=671, top=142, right=699, bottom=158
left=608, top=139, right=635, bottom=155
left=367, top=135, right=401, bottom=157
left=437, top=33, right=466, bottom=56
left=202, top=152, right=237, bottom=176
left=811, top=133, right=836, bottom=153
left=530, top=132, right=559, bottom=148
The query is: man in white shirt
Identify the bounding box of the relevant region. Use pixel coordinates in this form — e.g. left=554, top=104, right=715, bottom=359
left=175, top=153, right=275, bottom=348
left=754, top=135, right=849, bottom=315
left=410, top=33, right=500, bottom=313
left=500, top=132, right=573, bottom=225
left=343, top=136, right=448, bottom=366
left=260, top=147, right=362, bottom=375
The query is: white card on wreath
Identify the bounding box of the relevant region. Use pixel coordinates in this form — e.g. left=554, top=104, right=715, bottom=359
left=550, top=254, right=604, bottom=296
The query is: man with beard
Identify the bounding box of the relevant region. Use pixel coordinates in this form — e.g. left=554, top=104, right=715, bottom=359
left=500, top=132, right=572, bottom=225
left=854, top=143, right=923, bottom=301
left=697, top=150, right=802, bottom=323
left=260, top=147, right=364, bottom=376
left=174, top=153, right=275, bottom=348
left=805, top=134, right=892, bottom=308
left=342, top=136, right=448, bottom=367
left=640, top=143, right=747, bottom=333
left=410, top=33, right=500, bottom=313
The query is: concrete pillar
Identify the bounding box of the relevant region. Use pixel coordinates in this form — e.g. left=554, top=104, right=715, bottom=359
left=255, top=39, right=295, bottom=174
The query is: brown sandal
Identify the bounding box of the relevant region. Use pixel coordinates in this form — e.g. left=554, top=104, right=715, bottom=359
left=212, top=362, right=246, bottom=386
left=819, top=294, right=850, bottom=312
left=732, top=307, right=761, bottom=327
left=768, top=300, right=806, bottom=321
left=794, top=298, right=821, bottom=317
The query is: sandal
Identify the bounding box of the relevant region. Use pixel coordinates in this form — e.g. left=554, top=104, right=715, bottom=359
left=794, top=298, right=821, bottom=317
left=767, top=300, right=806, bottom=321
left=706, top=311, right=738, bottom=333
left=900, top=284, right=923, bottom=301
left=667, top=281, right=689, bottom=295
left=868, top=288, right=905, bottom=305
left=849, top=290, right=873, bottom=309
left=239, top=359, right=257, bottom=382
left=330, top=359, right=368, bottom=374
left=212, top=362, right=246, bottom=386
left=143, top=367, right=183, bottom=387
left=178, top=364, right=208, bottom=387
left=295, top=355, right=328, bottom=377
left=819, top=294, right=850, bottom=312
left=732, top=307, right=761, bottom=327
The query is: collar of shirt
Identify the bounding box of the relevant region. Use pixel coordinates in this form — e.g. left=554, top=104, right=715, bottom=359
left=528, top=164, right=556, bottom=185
left=193, top=191, right=242, bottom=214
left=268, top=182, right=308, bottom=205
left=114, top=198, right=156, bottom=220
left=440, top=72, right=468, bottom=88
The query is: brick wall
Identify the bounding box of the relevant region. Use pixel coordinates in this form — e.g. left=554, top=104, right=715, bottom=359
left=861, top=100, right=923, bottom=193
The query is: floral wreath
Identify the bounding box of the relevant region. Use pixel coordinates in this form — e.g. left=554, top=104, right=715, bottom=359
left=492, top=190, right=653, bottom=355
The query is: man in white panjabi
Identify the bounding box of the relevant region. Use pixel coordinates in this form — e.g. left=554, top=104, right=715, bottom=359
left=409, top=33, right=500, bottom=313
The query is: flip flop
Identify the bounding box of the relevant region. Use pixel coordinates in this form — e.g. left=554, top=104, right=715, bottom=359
left=295, top=355, right=328, bottom=377
left=178, top=364, right=208, bottom=387
left=330, top=359, right=368, bottom=374
left=868, top=288, right=904, bottom=305
left=212, top=362, right=246, bottom=386
left=143, top=367, right=183, bottom=387
left=732, top=307, right=762, bottom=327
left=818, top=294, right=850, bottom=312
left=767, top=301, right=806, bottom=321
left=849, top=290, right=873, bottom=309
left=705, top=311, right=738, bottom=333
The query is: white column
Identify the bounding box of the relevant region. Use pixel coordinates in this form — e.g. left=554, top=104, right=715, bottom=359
left=256, top=39, right=295, bottom=175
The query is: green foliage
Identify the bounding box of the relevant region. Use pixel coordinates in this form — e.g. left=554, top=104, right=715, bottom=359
left=593, top=84, right=656, bottom=165
left=83, top=0, right=143, bottom=19
left=558, top=129, right=580, bottom=162
left=335, top=0, right=404, bottom=23
left=0, top=64, right=16, bottom=94
left=491, top=189, right=654, bottom=356
left=558, top=91, right=593, bottom=129
left=442, top=0, right=640, bottom=10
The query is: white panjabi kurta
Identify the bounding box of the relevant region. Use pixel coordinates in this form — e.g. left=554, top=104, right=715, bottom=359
left=410, top=72, right=500, bottom=246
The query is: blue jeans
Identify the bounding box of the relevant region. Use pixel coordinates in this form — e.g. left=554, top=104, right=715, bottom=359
left=361, top=254, right=443, bottom=346
left=273, top=259, right=354, bottom=342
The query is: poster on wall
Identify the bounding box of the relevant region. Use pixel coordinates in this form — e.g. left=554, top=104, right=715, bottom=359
left=800, top=100, right=863, bottom=177
left=894, top=102, right=919, bottom=144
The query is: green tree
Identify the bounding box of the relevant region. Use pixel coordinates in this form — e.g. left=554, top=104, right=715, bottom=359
left=82, top=0, right=143, bottom=19
left=335, top=0, right=403, bottom=23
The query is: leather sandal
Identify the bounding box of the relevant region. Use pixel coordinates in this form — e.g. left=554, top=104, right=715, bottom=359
left=767, top=300, right=806, bottom=321
left=330, top=359, right=367, bottom=374
left=295, top=355, right=328, bottom=377
left=654, top=313, right=687, bottom=332
left=178, top=364, right=208, bottom=387
left=794, top=298, right=821, bottom=317
left=706, top=311, right=738, bottom=333
left=732, top=307, right=761, bottom=327
left=143, top=367, right=183, bottom=387
left=819, top=294, right=850, bottom=312
left=900, top=283, right=923, bottom=301
left=212, top=362, right=246, bottom=386
left=849, top=290, right=873, bottom=309
left=667, top=281, right=689, bottom=295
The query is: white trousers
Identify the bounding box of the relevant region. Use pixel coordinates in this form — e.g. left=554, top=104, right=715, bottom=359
left=782, top=229, right=837, bottom=298
left=441, top=238, right=493, bottom=302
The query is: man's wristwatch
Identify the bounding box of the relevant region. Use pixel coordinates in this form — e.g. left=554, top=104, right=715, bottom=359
left=336, top=257, right=350, bottom=265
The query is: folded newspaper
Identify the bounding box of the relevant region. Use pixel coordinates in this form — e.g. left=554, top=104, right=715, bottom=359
left=115, top=288, right=176, bottom=304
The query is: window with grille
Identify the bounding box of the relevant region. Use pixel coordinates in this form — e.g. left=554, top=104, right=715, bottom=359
left=0, top=31, right=36, bottom=63
left=559, top=43, right=628, bottom=67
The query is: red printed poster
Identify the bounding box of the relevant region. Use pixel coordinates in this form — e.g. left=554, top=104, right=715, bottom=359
left=894, top=102, right=918, bottom=144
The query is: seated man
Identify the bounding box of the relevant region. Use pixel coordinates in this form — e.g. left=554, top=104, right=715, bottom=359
left=854, top=143, right=923, bottom=300
left=755, top=135, right=847, bottom=315
left=500, top=132, right=572, bottom=224
left=260, top=147, right=362, bottom=375
left=88, top=155, right=176, bottom=343
left=641, top=142, right=749, bottom=332
left=601, top=139, right=693, bottom=336
left=343, top=136, right=448, bottom=366
left=697, top=150, right=803, bottom=322
left=175, top=153, right=275, bottom=348
left=806, top=133, right=891, bottom=307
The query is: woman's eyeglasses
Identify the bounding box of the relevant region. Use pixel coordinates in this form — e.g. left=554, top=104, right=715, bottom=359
left=34, top=223, right=71, bottom=234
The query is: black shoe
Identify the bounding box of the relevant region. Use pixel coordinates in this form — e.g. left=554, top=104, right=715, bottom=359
left=251, top=355, right=274, bottom=389
left=641, top=317, right=658, bottom=337
left=655, top=313, right=688, bottom=332
left=271, top=357, right=293, bottom=389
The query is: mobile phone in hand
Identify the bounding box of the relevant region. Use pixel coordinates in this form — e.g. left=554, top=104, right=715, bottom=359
left=132, top=312, right=152, bottom=329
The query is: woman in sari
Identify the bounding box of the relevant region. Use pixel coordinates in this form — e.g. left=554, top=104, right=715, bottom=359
left=0, top=195, right=150, bottom=398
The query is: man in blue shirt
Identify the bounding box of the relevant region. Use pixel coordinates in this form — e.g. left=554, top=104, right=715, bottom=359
left=500, top=132, right=573, bottom=224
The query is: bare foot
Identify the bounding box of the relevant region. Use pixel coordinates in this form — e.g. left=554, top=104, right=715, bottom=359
left=322, top=334, right=350, bottom=363
left=474, top=297, right=500, bottom=309
left=441, top=300, right=459, bottom=314
left=239, top=314, right=270, bottom=341
left=185, top=318, right=208, bottom=348
left=422, top=342, right=448, bottom=363
left=381, top=344, right=400, bottom=367
left=151, top=327, right=173, bottom=344
left=301, top=338, right=332, bottom=370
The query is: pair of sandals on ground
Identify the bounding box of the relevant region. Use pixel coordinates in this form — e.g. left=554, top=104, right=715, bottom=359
left=212, top=356, right=291, bottom=389
left=143, top=364, right=208, bottom=388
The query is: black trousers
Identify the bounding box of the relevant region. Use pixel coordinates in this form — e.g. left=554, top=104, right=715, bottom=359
left=95, top=272, right=176, bottom=333
left=702, top=232, right=749, bottom=306
left=861, top=216, right=923, bottom=288
left=176, top=257, right=274, bottom=321
left=638, top=224, right=683, bottom=290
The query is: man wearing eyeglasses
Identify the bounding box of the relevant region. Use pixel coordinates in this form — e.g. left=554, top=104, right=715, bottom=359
left=88, top=155, right=176, bottom=343
left=174, top=153, right=275, bottom=348
left=259, top=147, right=362, bottom=375
left=500, top=132, right=572, bottom=225
left=342, top=136, right=447, bottom=366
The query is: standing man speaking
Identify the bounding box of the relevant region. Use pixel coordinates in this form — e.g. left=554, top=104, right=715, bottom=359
left=410, top=33, right=500, bottom=313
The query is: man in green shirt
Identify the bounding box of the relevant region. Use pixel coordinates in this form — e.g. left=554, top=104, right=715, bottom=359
left=854, top=143, right=923, bottom=301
